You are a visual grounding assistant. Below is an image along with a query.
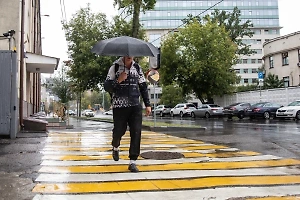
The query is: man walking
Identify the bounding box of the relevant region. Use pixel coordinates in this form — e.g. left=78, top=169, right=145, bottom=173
left=104, top=56, right=151, bottom=172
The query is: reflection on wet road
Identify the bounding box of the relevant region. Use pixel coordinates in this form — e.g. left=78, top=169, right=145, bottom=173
left=32, top=117, right=300, bottom=199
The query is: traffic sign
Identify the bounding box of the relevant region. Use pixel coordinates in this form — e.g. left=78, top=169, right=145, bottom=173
left=258, top=78, right=264, bottom=86
left=258, top=72, right=264, bottom=79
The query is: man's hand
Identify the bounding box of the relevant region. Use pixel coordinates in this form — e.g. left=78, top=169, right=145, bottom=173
left=145, top=106, right=151, bottom=116
left=118, top=72, right=127, bottom=83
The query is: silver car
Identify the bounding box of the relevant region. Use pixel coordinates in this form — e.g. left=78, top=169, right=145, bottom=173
left=191, top=104, right=224, bottom=118
left=152, top=105, right=172, bottom=117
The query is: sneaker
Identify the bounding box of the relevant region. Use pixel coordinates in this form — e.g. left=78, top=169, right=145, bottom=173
left=128, top=163, right=139, bottom=173
left=112, top=149, right=119, bottom=161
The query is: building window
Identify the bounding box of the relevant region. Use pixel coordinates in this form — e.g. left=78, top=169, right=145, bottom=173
left=258, top=59, right=262, bottom=64
left=269, top=56, right=274, bottom=68
left=243, top=69, right=249, bottom=73
left=254, top=49, right=262, bottom=54
left=282, top=52, right=289, bottom=66
left=235, top=69, right=240, bottom=73
left=252, top=78, right=258, bottom=83
left=251, top=69, right=258, bottom=73
left=283, top=76, right=289, bottom=87
left=243, top=59, right=248, bottom=64
left=251, top=59, right=256, bottom=64
left=244, top=79, right=249, bottom=84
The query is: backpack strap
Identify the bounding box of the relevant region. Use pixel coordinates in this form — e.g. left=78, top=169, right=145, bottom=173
left=133, top=63, right=140, bottom=74
left=114, top=63, right=119, bottom=74
left=115, top=62, right=140, bottom=74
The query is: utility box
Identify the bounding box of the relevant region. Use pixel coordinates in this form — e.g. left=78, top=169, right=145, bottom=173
left=0, top=51, right=18, bottom=139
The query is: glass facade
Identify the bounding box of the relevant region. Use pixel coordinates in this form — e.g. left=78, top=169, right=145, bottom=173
left=140, top=0, right=279, bottom=30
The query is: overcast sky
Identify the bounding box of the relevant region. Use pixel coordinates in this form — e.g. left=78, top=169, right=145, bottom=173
left=40, top=0, right=300, bottom=67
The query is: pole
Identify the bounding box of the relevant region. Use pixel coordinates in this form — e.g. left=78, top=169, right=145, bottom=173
left=153, top=84, right=156, bottom=127
left=102, top=90, right=105, bottom=110
left=259, top=85, right=261, bottom=102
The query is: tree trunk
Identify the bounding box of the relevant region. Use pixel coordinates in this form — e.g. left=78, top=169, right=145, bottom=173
left=132, top=0, right=141, bottom=38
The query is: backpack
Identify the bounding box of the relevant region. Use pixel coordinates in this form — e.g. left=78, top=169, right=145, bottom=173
left=109, top=63, right=141, bottom=102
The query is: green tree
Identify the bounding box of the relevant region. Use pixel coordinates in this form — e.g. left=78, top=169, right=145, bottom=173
left=47, top=67, right=74, bottom=104
left=183, top=7, right=254, bottom=56
left=159, top=84, right=188, bottom=107
left=263, top=73, right=284, bottom=89
left=113, top=0, right=156, bottom=37
left=62, top=5, right=115, bottom=92
left=160, top=19, right=238, bottom=103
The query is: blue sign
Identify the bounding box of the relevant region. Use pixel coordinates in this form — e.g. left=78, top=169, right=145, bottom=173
left=258, top=72, right=264, bottom=79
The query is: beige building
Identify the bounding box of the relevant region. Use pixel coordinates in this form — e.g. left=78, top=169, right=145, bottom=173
left=263, top=31, right=300, bottom=87
left=0, top=0, right=58, bottom=132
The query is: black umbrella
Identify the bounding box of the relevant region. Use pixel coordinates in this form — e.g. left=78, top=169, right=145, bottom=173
left=91, top=36, right=159, bottom=57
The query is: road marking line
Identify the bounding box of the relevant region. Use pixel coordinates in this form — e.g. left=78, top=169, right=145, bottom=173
left=38, top=159, right=300, bottom=173
left=32, top=175, right=300, bottom=194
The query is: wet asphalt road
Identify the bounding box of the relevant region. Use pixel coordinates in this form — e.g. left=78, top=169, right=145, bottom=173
left=73, top=115, right=300, bottom=159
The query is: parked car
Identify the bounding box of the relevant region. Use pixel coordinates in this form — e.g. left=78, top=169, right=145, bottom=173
left=170, top=103, right=197, bottom=118
left=82, top=109, right=95, bottom=117
left=276, top=100, right=300, bottom=120
left=68, top=110, right=76, bottom=116
left=223, top=102, right=251, bottom=119
left=152, top=105, right=172, bottom=117
left=103, top=110, right=113, bottom=115
left=191, top=104, right=224, bottom=118
left=246, top=102, right=282, bottom=119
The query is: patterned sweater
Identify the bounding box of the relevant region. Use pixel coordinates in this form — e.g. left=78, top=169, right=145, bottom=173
left=104, top=57, right=151, bottom=108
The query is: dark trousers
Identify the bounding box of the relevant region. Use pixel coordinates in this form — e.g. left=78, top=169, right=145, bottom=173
left=112, top=105, right=142, bottom=160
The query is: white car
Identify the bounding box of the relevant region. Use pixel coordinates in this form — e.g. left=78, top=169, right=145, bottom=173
left=82, top=109, right=95, bottom=117
left=276, top=100, right=300, bottom=120
left=103, top=110, right=113, bottom=115
left=170, top=103, right=197, bottom=118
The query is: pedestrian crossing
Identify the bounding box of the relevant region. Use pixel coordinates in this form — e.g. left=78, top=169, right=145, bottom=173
left=32, top=131, right=300, bottom=200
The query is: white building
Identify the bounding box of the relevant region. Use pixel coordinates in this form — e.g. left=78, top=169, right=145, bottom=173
left=0, top=0, right=59, bottom=133
left=263, top=31, right=300, bottom=87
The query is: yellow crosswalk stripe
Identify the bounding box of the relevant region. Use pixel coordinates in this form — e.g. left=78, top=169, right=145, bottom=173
left=41, top=151, right=259, bottom=161
left=33, top=175, right=300, bottom=194
left=38, top=159, right=300, bottom=173
left=247, top=196, right=300, bottom=200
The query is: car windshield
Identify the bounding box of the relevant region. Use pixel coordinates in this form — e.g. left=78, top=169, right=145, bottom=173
left=187, top=104, right=195, bottom=108
left=209, top=105, right=219, bottom=107
left=229, top=103, right=240, bottom=106
left=252, top=103, right=265, bottom=107
left=288, top=101, right=300, bottom=106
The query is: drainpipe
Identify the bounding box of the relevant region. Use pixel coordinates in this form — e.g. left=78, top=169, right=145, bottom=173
left=33, top=0, right=37, bottom=113
left=19, top=0, right=25, bottom=128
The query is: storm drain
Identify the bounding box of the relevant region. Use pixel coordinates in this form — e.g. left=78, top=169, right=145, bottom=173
left=140, top=151, right=185, bottom=160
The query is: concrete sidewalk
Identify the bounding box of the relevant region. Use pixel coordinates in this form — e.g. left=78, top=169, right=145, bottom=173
left=0, top=132, right=48, bottom=200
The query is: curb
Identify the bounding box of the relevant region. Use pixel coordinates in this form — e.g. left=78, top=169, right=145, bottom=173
left=142, top=125, right=207, bottom=132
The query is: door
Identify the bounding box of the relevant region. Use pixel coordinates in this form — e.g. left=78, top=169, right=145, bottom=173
left=0, top=51, right=18, bottom=138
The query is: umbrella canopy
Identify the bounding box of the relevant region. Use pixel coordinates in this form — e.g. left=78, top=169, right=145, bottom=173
left=91, top=36, right=159, bottom=57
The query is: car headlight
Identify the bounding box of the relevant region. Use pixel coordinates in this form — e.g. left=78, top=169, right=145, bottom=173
left=287, top=109, right=295, bottom=112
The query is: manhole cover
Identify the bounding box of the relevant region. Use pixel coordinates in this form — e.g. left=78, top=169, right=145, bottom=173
left=140, top=151, right=185, bottom=160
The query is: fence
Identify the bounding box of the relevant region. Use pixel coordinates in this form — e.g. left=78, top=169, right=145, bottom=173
left=214, top=86, right=300, bottom=107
